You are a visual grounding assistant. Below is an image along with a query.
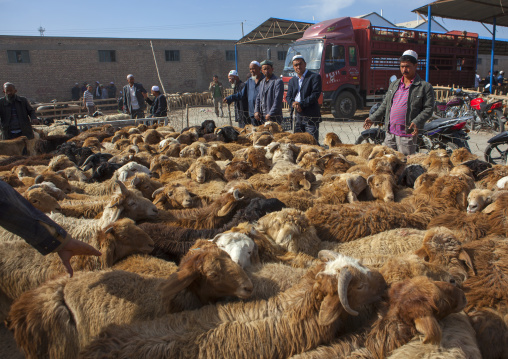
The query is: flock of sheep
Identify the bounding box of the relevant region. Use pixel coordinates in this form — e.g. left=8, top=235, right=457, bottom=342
left=0, top=116, right=507, bottom=359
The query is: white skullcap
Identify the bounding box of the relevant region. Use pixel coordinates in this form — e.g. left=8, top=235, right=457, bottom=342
left=228, top=70, right=238, bottom=77
left=110, top=81, right=114, bottom=84
left=127, top=74, right=134, bottom=79
left=402, top=50, right=418, bottom=60
left=250, top=61, right=260, bottom=67
left=151, top=86, right=160, bottom=92
left=75, top=82, right=79, bottom=85
left=292, top=54, right=305, bottom=62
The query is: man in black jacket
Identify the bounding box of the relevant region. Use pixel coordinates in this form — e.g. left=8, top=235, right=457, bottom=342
left=0, top=82, right=39, bottom=140
left=143, top=86, right=167, bottom=117
left=285, top=55, right=322, bottom=143
left=122, top=74, right=147, bottom=119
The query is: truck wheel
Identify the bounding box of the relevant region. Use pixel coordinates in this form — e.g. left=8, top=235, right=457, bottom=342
left=332, top=92, right=357, bottom=119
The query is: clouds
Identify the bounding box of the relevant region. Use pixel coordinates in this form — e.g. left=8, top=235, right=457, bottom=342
left=298, top=0, right=355, bottom=20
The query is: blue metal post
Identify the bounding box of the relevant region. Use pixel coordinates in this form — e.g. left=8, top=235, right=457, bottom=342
left=235, top=44, right=238, bottom=73
left=490, top=17, right=496, bottom=93
left=426, top=5, right=431, bottom=82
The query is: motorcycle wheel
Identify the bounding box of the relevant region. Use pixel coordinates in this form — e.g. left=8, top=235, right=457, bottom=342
left=355, top=134, right=383, bottom=145
left=496, top=112, right=505, bottom=133
left=484, top=143, right=508, bottom=164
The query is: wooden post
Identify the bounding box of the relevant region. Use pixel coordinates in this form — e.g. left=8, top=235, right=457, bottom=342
left=186, top=104, right=189, bottom=128
left=228, top=104, right=233, bottom=126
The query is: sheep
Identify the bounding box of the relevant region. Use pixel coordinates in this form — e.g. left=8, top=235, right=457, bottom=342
left=23, top=188, right=61, bottom=213
left=467, top=308, right=508, bottom=359
left=466, top=188, right=508, bottom=213
left=323, top=132, right=342, bottom=147
left=151, top=183, right=206, bottom=210
left=27, top=181, right=66, bottom=200
left=210, top=231, right=259, bottom=268
left=0, top=136, right=38, bottom=156
left=207, top=143, right=234, bottom=160
left=185, top=155, right=225, bottom=183
left=397, top=164, right=426, bottom=188
left=128, top=172, right=162, bottom=199
left=318, top=153, right=354, bottom=176
left=7, top=240, right=254, bottom=359
left=78, top=253, right=387, bottom=359
left=179, top=141, right=208, bottom=158
left=224, top=159, right=257, bottom=181
left=0, top=218, right=154, bottom=320
left=33, top=170, right=72, bottom=193
left=476, top=165, right=508, bottom=189
left=279, top=132, right=317, bottom=145
left=450, top=147, right=477, bottom=166
left=316, top=173, right=367, bottom=204
left=114, top=162, right=151, bottom=182
left=47, top=154, right=76, bottom=172
left=367, top=173, right=396, bottom=202
left=142, top=129, right=163, bottom=144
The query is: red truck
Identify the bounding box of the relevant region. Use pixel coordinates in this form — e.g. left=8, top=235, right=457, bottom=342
left=282, top=17, right=478, bottom=119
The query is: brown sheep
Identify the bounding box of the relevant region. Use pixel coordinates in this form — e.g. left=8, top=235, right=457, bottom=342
left=317, top=173, right=367, bottom=204
left=176, top=130, right=199, bottom=145
left=207, top=143, right=233, bottom=160
left=318, top=153, right=354, bottom=176
left=323, top=132, right=342, bottom=147
left=152, top=183, right=207, bottom=210
left=421, top=149, right=454, bottom=174
left=129, top=172, right=163, bottom=199
left=47, top=154, right=76, bottom=172
left=34, top=171, right=73, bottom=193
left=279, top=132, right=317, bottom=145
left=23, top=188, right=61, bottom=213
left=142, top=129, right=163, bottom=145
left=224, top=159, right=257, bottom=181
left=185, top=155, right=225, bottom=183
left=367, top=173, right=396, bottom=202
left=477, top=165, right=508, bottom=189
left=450, top=147, right=477, bottom=166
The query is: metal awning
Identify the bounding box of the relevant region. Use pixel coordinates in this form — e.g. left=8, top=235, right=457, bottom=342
left=413, top=0, right=508, bottom=27
left=236, top=17, right=315, bottom=45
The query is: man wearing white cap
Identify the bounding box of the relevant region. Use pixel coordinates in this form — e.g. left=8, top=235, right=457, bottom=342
left=123, top=74, right=147, bottom=119
left=224, top=61, right=264, bottom=126
left=364, top=50, right=434, bottom=155
left=142, top=86, right=167, bottom=118
left=224, top=70, right=248, bottom=127
left=286, top=54, right=322, bottom=143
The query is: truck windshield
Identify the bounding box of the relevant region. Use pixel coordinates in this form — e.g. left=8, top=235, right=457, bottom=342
left=282, top=41, right=323, bottom=76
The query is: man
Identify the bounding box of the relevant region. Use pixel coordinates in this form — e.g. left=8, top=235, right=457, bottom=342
left=497, top=71, right=505, bottom=86
left=474, top=72, right=481, bottom=89
left=83, top=84, right=95, bottom=116
left=107, top=82, right=117, bottom=99
left=100, top=84, right=108, bottom=100
left=0, top=179, right=101, bottom=277
left=122, top=74, right=147, bottom=119
left=71, top=83, right=81, bottom=101
left=364, top=50, right=434, bottom=156
left=143, top=85, right=168, bottom=117
left=223, top=70, right=248, bottom=127
left=0, top=82, right=39, bottom=140
left=286, top=55, right=322, bottom=143
left=94, top=81, right=102, bottom=99
left=224, top=61, right=264, bottom=126
left=209, top=75, right=224, bottom=117
left=254, top=60, right=283, bottom=125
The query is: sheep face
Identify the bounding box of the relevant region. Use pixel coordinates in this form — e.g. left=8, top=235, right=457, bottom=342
left=368, top=174, right=396, bottom=202
left=130, top=174, right=162, bottom=200
left=467, top=189, right=493, bottom=213
left=152, top=184, right=194, bottom=209
left=62, top=168, right=89, bottom=182
left=211, top=232, right=259, bottom=268
left=34, top=172, right=72, bottom=193
left=106, top=181, right=158, bottom=222
left=24, top=188, right=61, bottom=213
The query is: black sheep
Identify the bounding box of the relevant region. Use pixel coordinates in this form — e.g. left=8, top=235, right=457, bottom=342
left=397, top=164, right=426, bottom=188
left=216, top=126, right=239, bottom=143
left=81, top=153, right=114, bottom=172
left=89, top=162, right=122, bottom=182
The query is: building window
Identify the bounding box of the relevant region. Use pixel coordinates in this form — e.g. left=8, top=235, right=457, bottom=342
left=277, top=51, right=286, bottom=61
left=494, top=59, right=499, bottom=65
left=165, top=50, right=180, bottom=62
left=226, top=50, right=235, bottom=61
left=98, top=50, right=116, bottom=62
left=7, top=50, right=30, bottom=63
left=477, top=58, right=482, bottom=65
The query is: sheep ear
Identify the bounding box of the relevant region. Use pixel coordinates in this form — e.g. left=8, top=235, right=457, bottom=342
left=185, top=169, right=191, bottom=178
left=414, top=247, right=430, bottom=261
left=347, top=191, right=359, bottom=203
left=217, top=201, right=237, bottom=217
left=115, top=180, right=129, bottom=195
left=131, top=175, right=140, bottom=186
left=414, top=316, right=442, bottom=344
left=458, top=250, right=475, bottom=275
left=482, top=203, right=496, bottom=214
left=318, top=294, right=343, bottom=326
left=300, top=179, right=312, bottom=191
left=160, top=266, right=200, bottom=302
left=367, top=175, right=374, bottom=185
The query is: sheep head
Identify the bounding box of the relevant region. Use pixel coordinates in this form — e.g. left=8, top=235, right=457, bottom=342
left=99, top=218, right=154, bottom=267
left=210, top=232, right=259, bottom=268
left=314, top=251, right=387, bottom=325
left=130, top=173, right=162, bottom=199
left=103, top=181, right=158, bottom=224
left=159, top=240, right=253, bottom=305
left=152, top=183, right=194, bottom=209
left=388, top=276, right=467, bottom=344
left=35, top=171, right=72, bottom=193
left=467, top=188, right=494, bottom=213
left=367, top=173, right=396, bottom=202
left=24, top=188, right=61, bottom=213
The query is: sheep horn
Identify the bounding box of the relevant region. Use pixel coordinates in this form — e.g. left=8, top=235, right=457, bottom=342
left=115, top=180, right=128, bottom=195
left=34, top=175, right=44, bottom=184
left=27, top=184, right=42, bottom=191
left=131, top=175, right=140, bottom=187
left=152, top=187, right=165, bottom=199
left=337, top=267, right=359, bottom=316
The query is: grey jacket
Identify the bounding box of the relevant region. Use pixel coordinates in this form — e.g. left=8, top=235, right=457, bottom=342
left=0, top=95, right=36, bottom=140
left=370, top=74, right=435, bottom=132
left=122, top=83, right=147, bottom=113
left=254, top=74, right=284, bottom=118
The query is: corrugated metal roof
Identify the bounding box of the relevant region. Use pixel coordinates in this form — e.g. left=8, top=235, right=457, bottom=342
left=413, top=0, right=508, bottom=27
left=236, top=18, right=315, bottom=45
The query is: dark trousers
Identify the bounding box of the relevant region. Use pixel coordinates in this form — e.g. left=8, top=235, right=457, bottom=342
left=130, top=108, right=145, bottom=119
left=8, top=131, right=23, bottom=140
left=294, top=113, right=320, bottom=144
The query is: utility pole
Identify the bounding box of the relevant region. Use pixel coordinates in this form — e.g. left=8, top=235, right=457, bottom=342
left=241, top=21, right=244, bottom=37
left=38, top=26, right=45, bottom=36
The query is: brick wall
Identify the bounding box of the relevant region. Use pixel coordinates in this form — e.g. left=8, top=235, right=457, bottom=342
left=0, top=36, right=290, bottom=102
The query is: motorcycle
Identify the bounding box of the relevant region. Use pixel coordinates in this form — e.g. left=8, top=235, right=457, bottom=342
left=468, top=96, right=506, bottom=133
left=433, top=89, right=465, bottom=118
left=357, top=116, right=472, bottom=154
left=484, top=131, right=508, bottom=164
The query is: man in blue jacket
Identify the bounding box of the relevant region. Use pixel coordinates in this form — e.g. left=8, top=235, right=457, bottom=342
left=122, top=74, right=147, bottom=119
left=254, top=60, right=283, bottom=126
left=285, top=55, right=322, bottom=143
left=224, top=62, right=264, bottom=126
left=143, top=86, right=167, bottom=118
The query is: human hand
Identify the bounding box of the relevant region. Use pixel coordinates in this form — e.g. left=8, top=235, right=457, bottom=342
left=363, top=118, right=373, bottom=130
left=222, top=98, right=228, bottom=104
left=142, top=92, right=148, bottom=99
left=265, top=114, right=271, bottom=120
left=57, top=236, right=102, bottom=277
left=254, top=112, right=260, bottom=121
left=409, top=122, right=418, bottom=136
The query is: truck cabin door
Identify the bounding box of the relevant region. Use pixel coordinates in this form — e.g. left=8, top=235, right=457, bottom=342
left=347, top=46, right=360, bottom=85
left=323, top=44, right=346, bottom=88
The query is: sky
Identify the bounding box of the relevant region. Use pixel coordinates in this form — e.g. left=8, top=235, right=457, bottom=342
left=1, top=0, right=508, bottom=40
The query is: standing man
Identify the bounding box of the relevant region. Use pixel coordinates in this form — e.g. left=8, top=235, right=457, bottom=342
left=254, top=60, right=283, bottom=125
left=497, top=71, right=504, bottom=86
left=209, top=75, right=224, bottom=117
left=286, top=55, right=322, bottom=143
left=71, top=83, right=81, bottom=101
left=94, top=81, right=102, bottom=99
left=223, top=70, right=248, bottom=127
left=107, top=82, right=117, bottom=98
left=83, top=84, right=95, bottom=116
left=364, top=50, right=434, bottom=156
left=224, top=61, right=264, bottom=126
left=143, top=86, right=167, bottom=118
left=122, top=74, right=147, bottom=119
left=0, top=82, right=39, bottom=140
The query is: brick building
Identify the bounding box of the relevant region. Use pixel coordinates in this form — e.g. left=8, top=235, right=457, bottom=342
left=0, top=35, right=289, bottom=102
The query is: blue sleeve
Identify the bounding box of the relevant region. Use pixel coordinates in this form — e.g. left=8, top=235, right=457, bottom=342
left=269, top=79, right=284, bottom=116
left=226, top=84, right=247, bottom=104
left=0, top=180, right=68, bottom=255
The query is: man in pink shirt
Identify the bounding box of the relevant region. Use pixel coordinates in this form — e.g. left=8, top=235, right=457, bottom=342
left=364, top=50, right=435, bottom=155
